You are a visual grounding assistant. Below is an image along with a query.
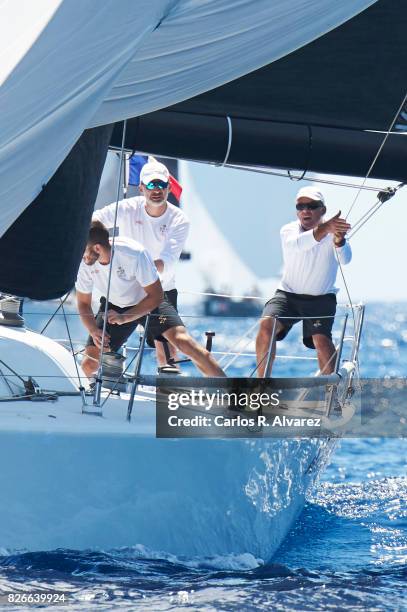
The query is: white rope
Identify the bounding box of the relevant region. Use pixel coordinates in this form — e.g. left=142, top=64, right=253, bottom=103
left=220, top=116, right=232, bottom=167
left=347, top=198, right=385, bottom=240
left=347, top=184, right=403, bottom=240
left=331, top=91, right=407, bottom=339
left=345, top=89, right=407, bottom=221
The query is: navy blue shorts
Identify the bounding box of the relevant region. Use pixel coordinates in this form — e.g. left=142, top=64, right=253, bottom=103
left=86, top=289, right=183, bottom=352
left=262, top=290, right=337, bottom=349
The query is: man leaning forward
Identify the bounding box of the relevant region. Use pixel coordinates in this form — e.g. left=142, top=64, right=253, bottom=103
left=76, top=221, right=225, bottom=379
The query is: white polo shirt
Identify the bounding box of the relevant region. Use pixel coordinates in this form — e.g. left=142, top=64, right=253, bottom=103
left=278, top=221, right=352, bottom=296
left=93, top=197, right=189, bottom=291
left=75, top=237, right=159, bottom=307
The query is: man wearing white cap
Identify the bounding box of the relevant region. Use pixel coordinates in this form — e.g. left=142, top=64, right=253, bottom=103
left=256, top=186, right=352, bottom=376
left=93, top=160, right=189, bottom=371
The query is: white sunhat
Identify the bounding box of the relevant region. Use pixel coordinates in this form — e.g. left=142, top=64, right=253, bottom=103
left=296, top=186, right=325, bottom=205
left=140, top=161, right=169, bottom=184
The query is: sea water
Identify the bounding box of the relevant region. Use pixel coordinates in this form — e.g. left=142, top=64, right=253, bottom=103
left=0, top=301, right=405, bottom=610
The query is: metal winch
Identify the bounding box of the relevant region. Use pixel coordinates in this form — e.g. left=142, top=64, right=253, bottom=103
left=0, top=295, right=24, bottom=327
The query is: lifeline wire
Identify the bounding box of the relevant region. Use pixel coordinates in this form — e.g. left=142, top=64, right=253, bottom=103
left=60, top=297, right=87, bottom=407
left=334, top=245, right=356, bottom=333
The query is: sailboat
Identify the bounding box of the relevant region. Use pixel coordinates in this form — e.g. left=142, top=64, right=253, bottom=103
left=0, top=1, right=405, bottom=559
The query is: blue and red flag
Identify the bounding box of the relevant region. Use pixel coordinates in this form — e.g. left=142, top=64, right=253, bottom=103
left=128, top=155, right=183, bottom=202
left=128, top=155, right=148, bottom=186
left=168, top=174, right=183, bottom=201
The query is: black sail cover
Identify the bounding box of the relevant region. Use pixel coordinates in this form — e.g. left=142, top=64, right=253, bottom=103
left=112, top=0, right=407, bottom=182
left=0, top=126, right=113, bottom=300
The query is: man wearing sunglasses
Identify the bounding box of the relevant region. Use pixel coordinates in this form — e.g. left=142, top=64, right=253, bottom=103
left=93, top=161, right=189, bottom=372
left=256, top=186, right=351, bottom=377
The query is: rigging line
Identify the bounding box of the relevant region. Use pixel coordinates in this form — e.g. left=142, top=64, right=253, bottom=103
left=0, top=365, right=15, bottom=395
left=345, top=88, right=407, bottom=221
left=223, top=164, right=391, bottom=192
left=123, top=150, right=128, bottom=199
left=40, top=291, right=71, bottom=334
left=0, top=359, right=26, bottom=384
left=216, top=318, right=259, bottom=366
left=223, top=334, right=257, bottom=373
left=335, top=250, right=356, bottom=333
left=249, top=350, right=268, bottom=378
left=347, top=196, right=382, bottom=234
left=94, top=119, right=127, bottom=406
left=60, top=298, right=87, bottom=406
left=330, top=99, right=407, bottom=341
left=347, top=184, right=403, bottom=240
left=347, top=200, right=386, bottom=240
left=218, top=319, right=260, bottom=370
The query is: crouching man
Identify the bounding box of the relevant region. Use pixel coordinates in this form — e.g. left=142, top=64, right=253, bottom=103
left=76, top=221, right=226, bottom=378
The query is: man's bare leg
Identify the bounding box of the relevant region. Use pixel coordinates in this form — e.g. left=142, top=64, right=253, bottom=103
left=312, top=334, right=336, bottom=374
left=81, top=346, right=100, bottom=379
left=255, top=317, right=283, bottom=377
left=154, top=339, right=179, bottom=369
left=163, top=326, right=226, bottom=377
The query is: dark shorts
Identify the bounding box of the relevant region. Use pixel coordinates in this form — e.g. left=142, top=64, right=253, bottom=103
left=262, top=290, right=337, bottom=349
left=86, top=289, right=184, bottom=352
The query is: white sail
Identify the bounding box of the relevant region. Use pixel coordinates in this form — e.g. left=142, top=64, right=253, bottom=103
left=176, top=162, right=301, bottom=299
left=0, top=0, right=376, bottom=238
left=177, top=162, right=258, bottom=296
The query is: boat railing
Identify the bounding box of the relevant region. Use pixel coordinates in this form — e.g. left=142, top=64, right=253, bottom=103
left=4, top=304, right=364, bottom=382
left=0, top=299, right=364, bottom=424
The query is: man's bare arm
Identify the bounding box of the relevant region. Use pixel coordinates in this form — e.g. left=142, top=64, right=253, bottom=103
left=76, top=291, right=110, bottom=349
left=154, top=259, right=164, bottom=273
left=107, top=280, right=164, bottom=325
left=313, top=211, right=351, bottom=243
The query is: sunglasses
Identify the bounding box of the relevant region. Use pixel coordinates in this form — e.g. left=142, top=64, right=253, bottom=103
left=296, top=201, right=323, bottom=211
left=143, top=180, right=169, bottom=190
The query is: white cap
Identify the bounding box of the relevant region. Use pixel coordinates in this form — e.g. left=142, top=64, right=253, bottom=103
left=296, top=186, right=325, bottom=204
left=140, top=161, right=169, bottom=184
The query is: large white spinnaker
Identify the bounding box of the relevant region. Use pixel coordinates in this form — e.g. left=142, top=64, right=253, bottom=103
left=0, top=0, right=377, bottom=238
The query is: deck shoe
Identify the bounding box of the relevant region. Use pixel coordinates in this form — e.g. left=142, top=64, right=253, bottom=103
left=157, top=364, right=181, bottom=375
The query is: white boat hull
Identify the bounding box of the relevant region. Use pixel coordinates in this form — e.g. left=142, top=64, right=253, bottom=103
left=0, top=325, right=335, bottom=560
left=0, top=412, right=333, bottom=559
